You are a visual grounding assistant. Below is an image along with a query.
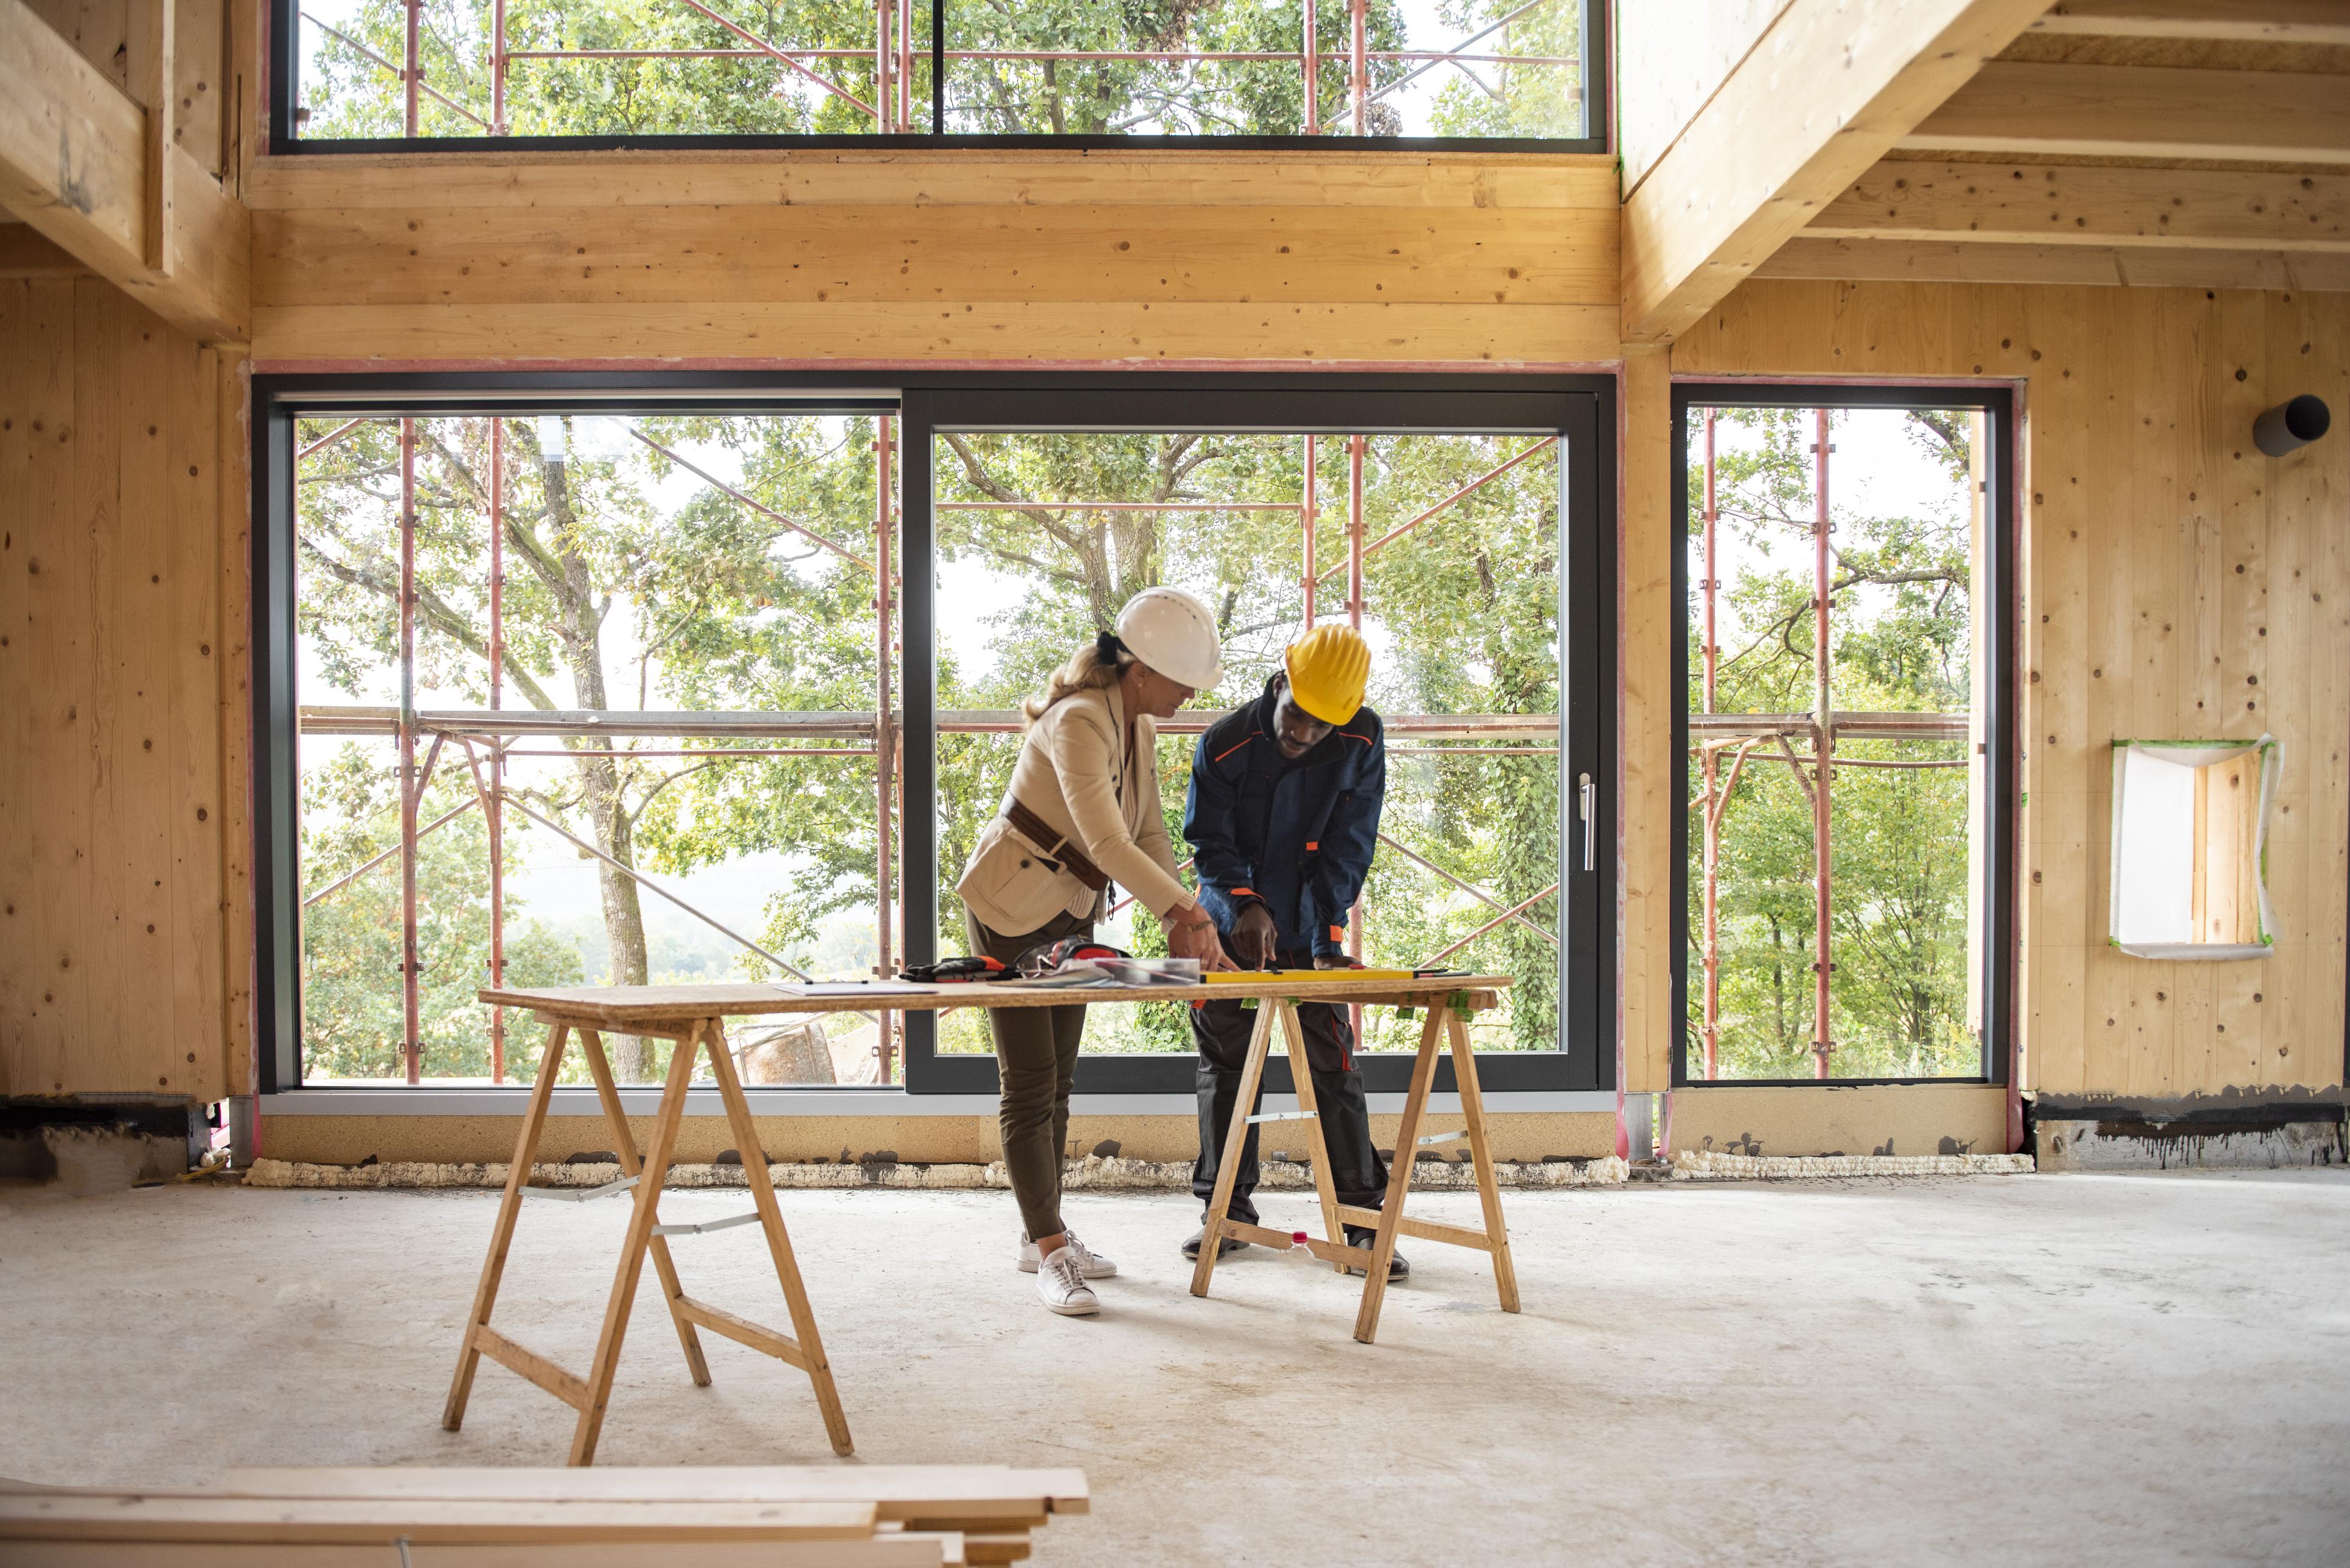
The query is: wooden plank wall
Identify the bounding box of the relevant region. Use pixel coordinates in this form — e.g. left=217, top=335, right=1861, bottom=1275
left=241, top=153, right=1622, bottom=367
left=1664, top=279, right=2350, bottom=1099
left=0, top=276, right=250, bottom=1101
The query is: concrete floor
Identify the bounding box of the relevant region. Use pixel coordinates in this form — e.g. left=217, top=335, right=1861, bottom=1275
left=2, top=1171, right=2345, bottom=1566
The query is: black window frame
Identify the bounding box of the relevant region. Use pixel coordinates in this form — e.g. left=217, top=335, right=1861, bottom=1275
left=250, top=370, right=1615, bottom=1098
left=268, top=0, right=1607, bottom=156
left=1668, top=381, right=2019, bottom=1090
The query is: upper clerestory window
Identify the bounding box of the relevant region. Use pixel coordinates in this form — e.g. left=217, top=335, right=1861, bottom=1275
left=274, top=0, right=1602, bottom=150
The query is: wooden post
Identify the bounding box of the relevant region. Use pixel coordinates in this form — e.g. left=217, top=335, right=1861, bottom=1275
left=135, top=0, right=173, bottom=275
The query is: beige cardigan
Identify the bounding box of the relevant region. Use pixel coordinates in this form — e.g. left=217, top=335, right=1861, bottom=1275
left=956, top=682, right=1195, bottom=938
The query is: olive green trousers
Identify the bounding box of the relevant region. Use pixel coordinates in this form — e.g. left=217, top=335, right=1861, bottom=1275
left=963, top=906, right=1093, bottom=1241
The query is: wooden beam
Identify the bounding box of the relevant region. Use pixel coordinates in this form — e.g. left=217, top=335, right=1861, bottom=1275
left=0, top=0, right=248, bottom=342
left=1813, top=161, right=2350, bottom=251
left=1756, top=234, right=2350, bottom=289
left=2028, top=1, right=2350, bottom=46
left=0, top=221, right=88, bottom=276
left=1619, top=0, right=2054, bottom=345
left=1903, top=61, right=2350, bottom=162
left=135, top=0, right=172, bottom=274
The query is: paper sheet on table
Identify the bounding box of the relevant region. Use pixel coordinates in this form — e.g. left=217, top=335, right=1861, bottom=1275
left=772, top=981, right=940, bottom=996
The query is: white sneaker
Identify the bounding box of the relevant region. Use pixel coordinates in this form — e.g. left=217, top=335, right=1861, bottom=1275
left=1020, top=1229, right=1118, bottom=1278
left=1034, top=1247, right=1099, bottom=1316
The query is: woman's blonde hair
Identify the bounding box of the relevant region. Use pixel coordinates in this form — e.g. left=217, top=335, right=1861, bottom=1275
left=1022, top=632, right=1132, bottom=726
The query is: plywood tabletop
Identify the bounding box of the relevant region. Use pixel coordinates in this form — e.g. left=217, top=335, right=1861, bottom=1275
left=478, top=975, right=1508, bottom=1025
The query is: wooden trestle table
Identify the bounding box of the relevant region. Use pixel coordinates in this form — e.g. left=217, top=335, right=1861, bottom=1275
left=452, top=974, right=1518, bottom=1466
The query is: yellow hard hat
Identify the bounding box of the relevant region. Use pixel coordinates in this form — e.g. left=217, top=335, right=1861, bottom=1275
left=1284, top=624, right=1371, bottom=725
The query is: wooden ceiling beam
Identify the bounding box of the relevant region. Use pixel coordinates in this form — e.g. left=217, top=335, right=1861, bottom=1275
left=1903, top=61, right=2350, bottom=162
left=1619, top=0, right=2054, bottom=345
left=0, top=0, right=248, bottom=342
left=2026, top=1, right=2350, bottom=46
left=1813, top=160, right=2350, bottom=251
left=0, top=220, right=91, bottom=276
left=1756, top=234, right=2350, bottom=290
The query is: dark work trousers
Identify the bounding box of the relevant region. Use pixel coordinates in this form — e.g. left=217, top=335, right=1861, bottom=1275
left=964, top=905, right=1093, bottom=1243
left=1191, top=959, right=1389, bottom=1229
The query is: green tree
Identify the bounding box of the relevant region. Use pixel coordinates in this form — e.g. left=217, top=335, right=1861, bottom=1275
left=297, top=413, right=889, bottom=1078
left=1684, top=408, right=1978, bottom=1080
left=299, top=747, right=583, bottom=1080
left=298, top=0, right=1584, bottom=140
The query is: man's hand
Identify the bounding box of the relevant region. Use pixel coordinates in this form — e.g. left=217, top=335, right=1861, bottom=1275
left=1313, top=952, right=1364, bottom=970
left=1232, top=902, right=1280, bottom=970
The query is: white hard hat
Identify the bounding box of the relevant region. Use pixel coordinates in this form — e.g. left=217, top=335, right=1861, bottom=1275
left=1115, top=586, right=1223, bottom=692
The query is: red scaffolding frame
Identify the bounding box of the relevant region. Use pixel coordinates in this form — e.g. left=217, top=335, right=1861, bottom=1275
left=1686, top=407, right=1976, bottom=1082
left=306, top=0, right=1581, bottom=137
left=299, top=421, right=1561, bottom=1086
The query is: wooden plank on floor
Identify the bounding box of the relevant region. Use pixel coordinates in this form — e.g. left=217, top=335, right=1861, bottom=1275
left=0, top=1494, right=880, bottom=1544
left=223, top=1466, right=1091, bottom=1519
left=0, top=1541, right=950, bottom=1567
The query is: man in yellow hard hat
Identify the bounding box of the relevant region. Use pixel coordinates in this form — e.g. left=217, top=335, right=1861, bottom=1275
left=1179, top=624, right=1405, bottom=1280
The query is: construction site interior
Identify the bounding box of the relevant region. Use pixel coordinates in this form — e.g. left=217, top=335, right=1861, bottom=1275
left=2, top=1, right=2346, bottom=1563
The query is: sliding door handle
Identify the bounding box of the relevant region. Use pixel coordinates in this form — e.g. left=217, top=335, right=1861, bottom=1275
left=1578, top=772, right=1594, bottom=871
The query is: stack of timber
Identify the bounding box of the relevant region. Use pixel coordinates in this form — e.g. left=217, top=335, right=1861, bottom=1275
left=0, top=1465, right=1088, bottom=1566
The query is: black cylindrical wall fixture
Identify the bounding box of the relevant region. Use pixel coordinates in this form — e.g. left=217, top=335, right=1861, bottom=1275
left=2253, top=394, right=2331, bottom=457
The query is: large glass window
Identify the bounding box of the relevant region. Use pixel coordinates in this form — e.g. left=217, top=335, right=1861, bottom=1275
left=290, top=406, right=902, bottom=1086
left=926, top=428, right=1560, bottom=1064
left=277, top=0, right=1598, bottom=146
left=1674, top=390, right=2014, bottom=1084
left=254, top=377, right=1610, bottom=1097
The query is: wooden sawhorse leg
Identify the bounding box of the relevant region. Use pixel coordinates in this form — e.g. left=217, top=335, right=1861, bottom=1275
left=443, top=1015, right=575, bottom=1434
left=1343, top=996, right=1520, bottom=1344
left=1187, top=993, right=1521, bottom=1344
left=1188, top=998, right=1358, bottom=1297
left=442, top=1013, right=853, bottom=1465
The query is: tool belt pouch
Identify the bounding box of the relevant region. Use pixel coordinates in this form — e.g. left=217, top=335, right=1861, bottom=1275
left=1001, top=797, right=1110, bottom=893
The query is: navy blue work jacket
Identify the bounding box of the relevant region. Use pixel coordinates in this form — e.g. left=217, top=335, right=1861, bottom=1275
left=1184, top=677, right=1386, bottom=960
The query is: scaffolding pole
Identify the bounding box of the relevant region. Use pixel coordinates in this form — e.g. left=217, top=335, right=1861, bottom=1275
left=487, top=418, right=507, bottom=1083
left=1301, top=433, right=1318, bottom=626
left=875, top=414, right=899, bottom=1085
left=1810, top=408, right=1835, bottom=1080
left=1699, top=412, right=1720, bottom=1081
left=397, top=418, right=421, bottom=1084
left=1351, top=0, right=1369, bottom=134
left=490, top=0, right=507, bottom=132
left=1346, top=435, right=1366, bottom=1030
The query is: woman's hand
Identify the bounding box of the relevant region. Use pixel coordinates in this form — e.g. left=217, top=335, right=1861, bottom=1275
left=1166, top=912, right=1236, bottom=971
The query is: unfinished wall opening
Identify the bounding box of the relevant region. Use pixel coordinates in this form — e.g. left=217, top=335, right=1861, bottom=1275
left=254, top=375, right=1611, bottom=1099
left=273, top=0, right=1601, bottom=148
left=1672, top=386, right=2015, bottom=1086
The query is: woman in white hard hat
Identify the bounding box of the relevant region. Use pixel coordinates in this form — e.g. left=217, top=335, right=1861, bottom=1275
left=956, top=586, right=1235, bottom=1317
